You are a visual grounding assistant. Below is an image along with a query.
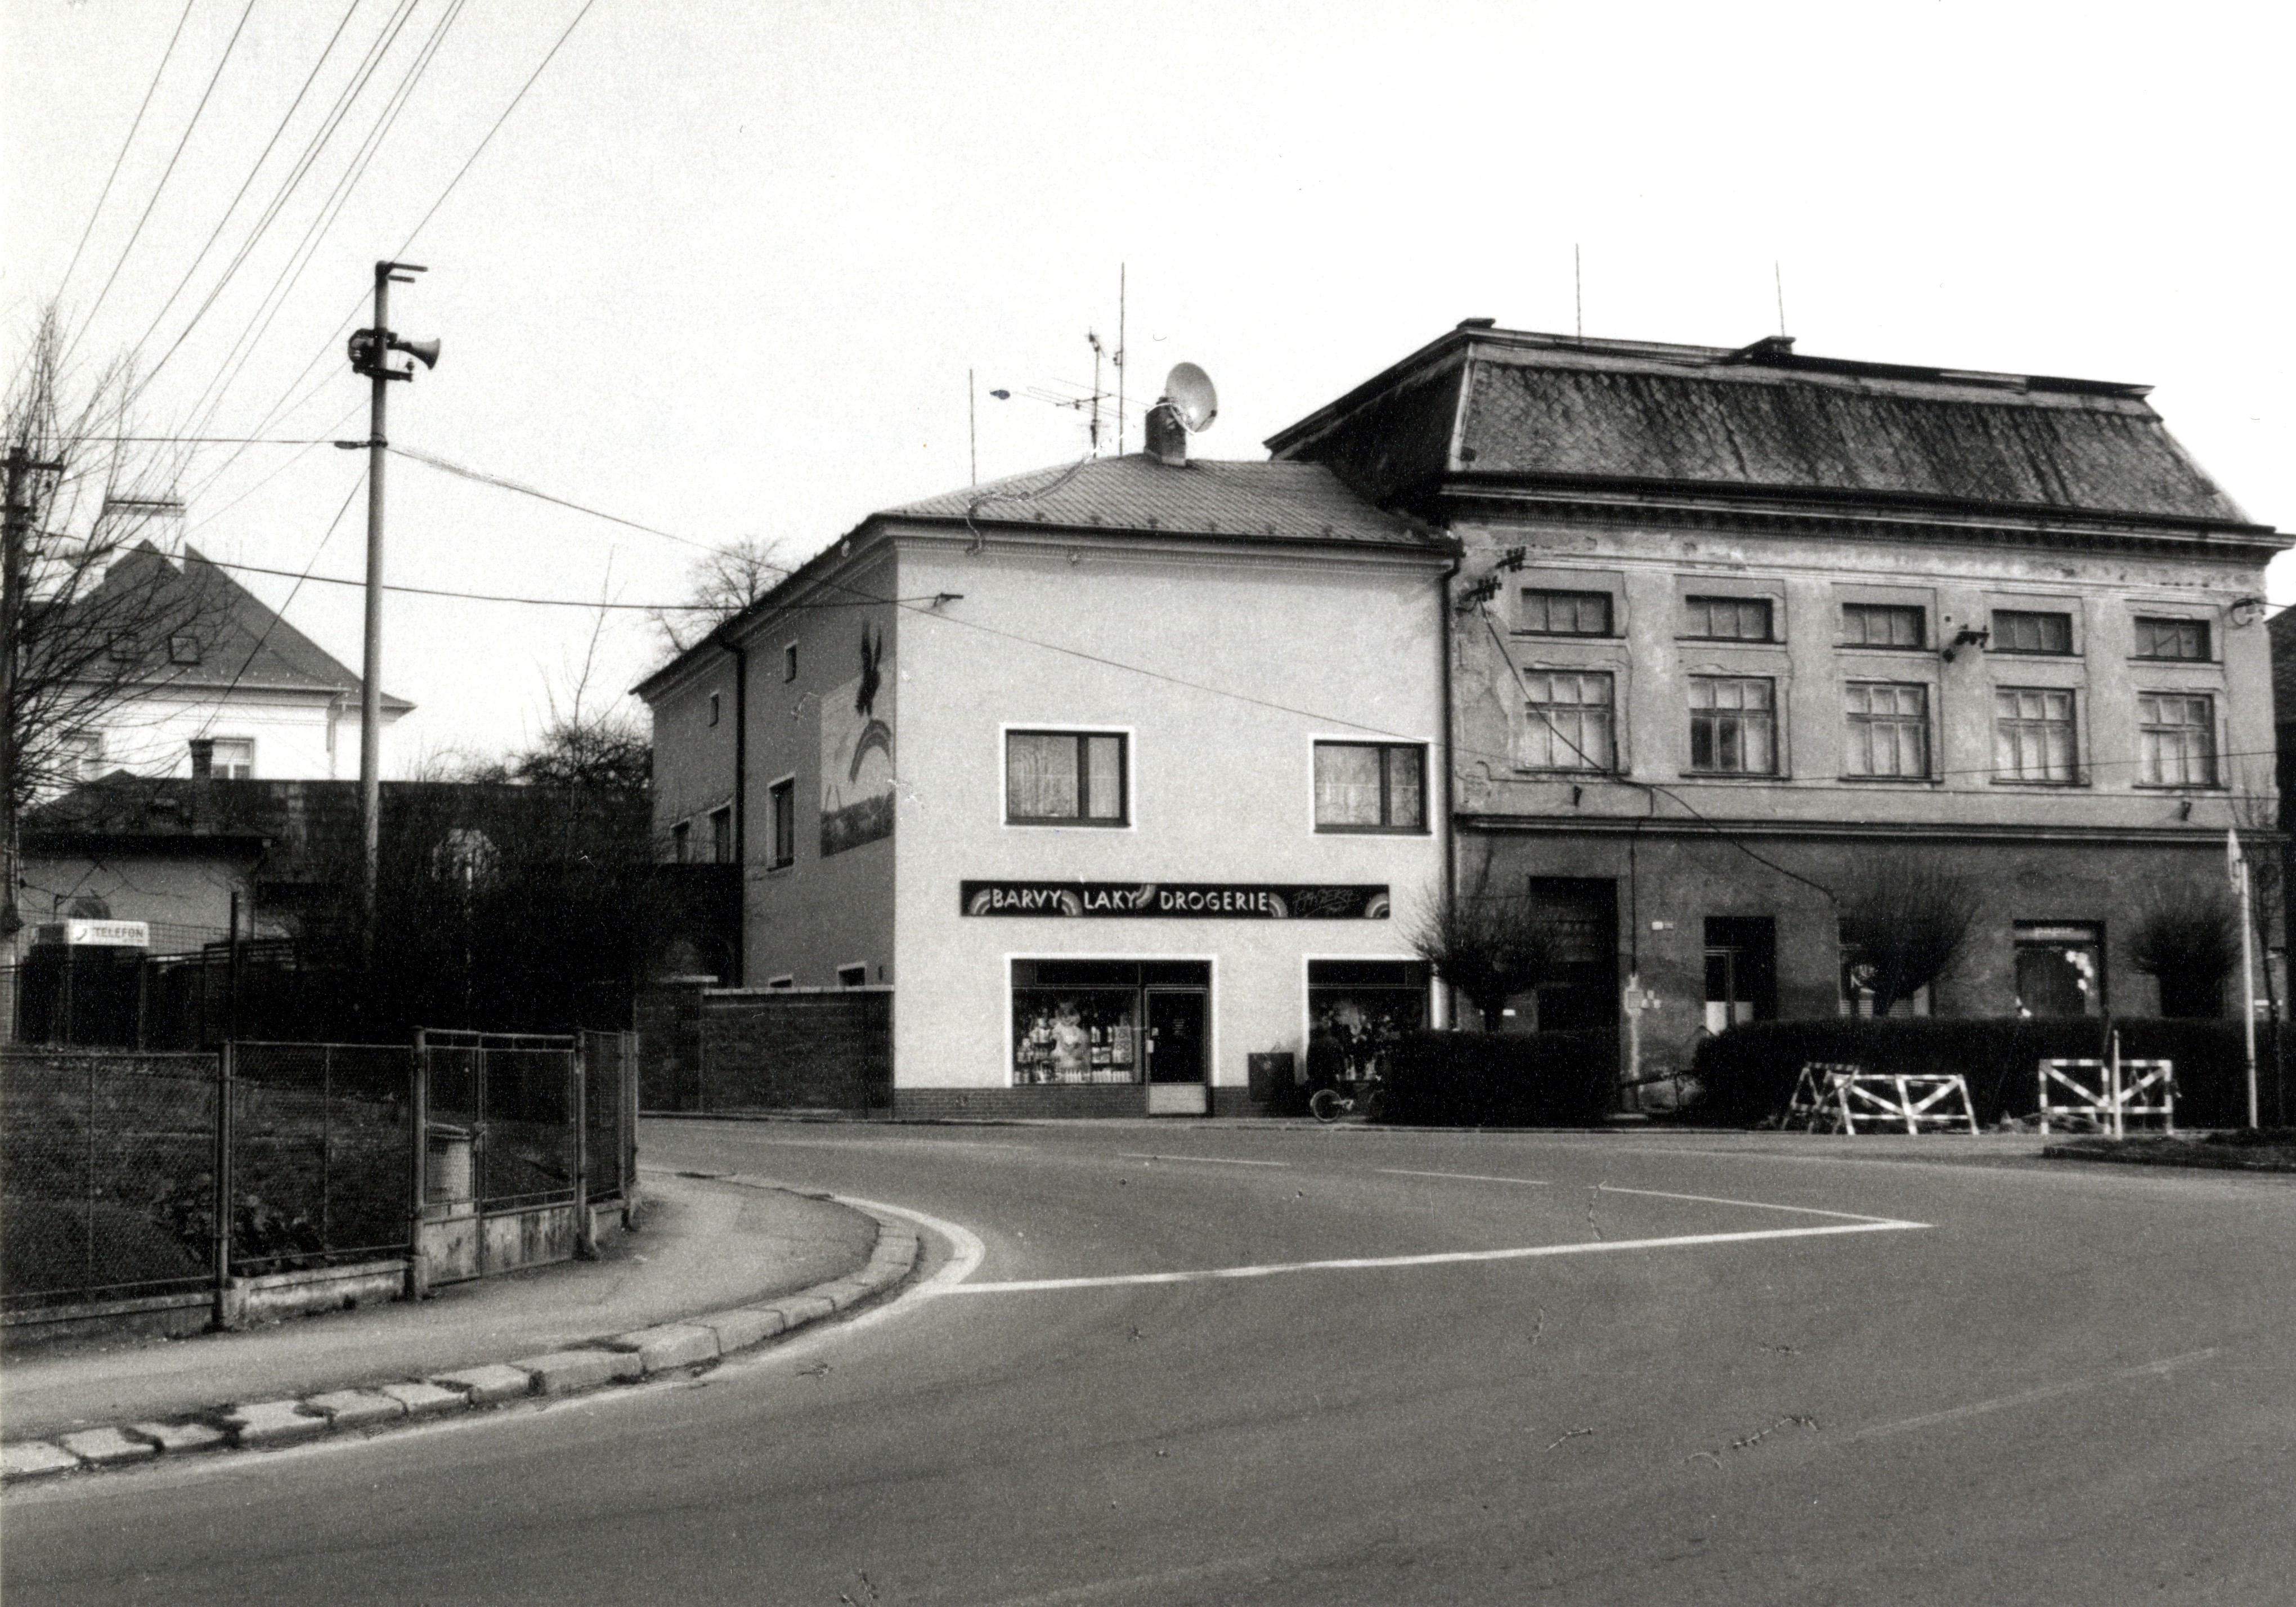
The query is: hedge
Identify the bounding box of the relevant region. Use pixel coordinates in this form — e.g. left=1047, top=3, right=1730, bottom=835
left=1378, top=1029, right=1617, bottom=1127
left=1688, top=1017, right=2286, bottom=1129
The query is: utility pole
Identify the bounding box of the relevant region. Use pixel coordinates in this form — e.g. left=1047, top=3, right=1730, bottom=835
left=345, top=262, right=437, bottom=965
left=2, top=447, right=62, bottom=957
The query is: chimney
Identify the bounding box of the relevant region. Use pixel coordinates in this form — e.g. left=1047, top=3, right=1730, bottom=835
left=1143, top=398, right=1187, bottom=466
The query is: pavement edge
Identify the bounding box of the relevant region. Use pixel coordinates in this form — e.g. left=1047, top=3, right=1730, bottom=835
left=0, top=1200, right=922, bottom=1485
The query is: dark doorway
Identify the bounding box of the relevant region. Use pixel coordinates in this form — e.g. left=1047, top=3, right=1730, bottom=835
left=1146, top=991, right=1205, bottom=1084
left=1530, top=878, right=1620, bottom=1033
left=1703, top=916, right=1777, bottom=1034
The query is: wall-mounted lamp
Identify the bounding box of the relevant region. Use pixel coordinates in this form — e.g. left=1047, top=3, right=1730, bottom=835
left=2229, top=596, right=2268, bottom=627
left=1941, top=626, right=1989, bottom=663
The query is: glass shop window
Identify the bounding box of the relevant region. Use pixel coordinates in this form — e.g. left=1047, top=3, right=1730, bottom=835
left=1306, top=960, right=1429, bottom=1083
left=1012, top=986, right=1140, bottom=1085
left=2014, top=922, right=2104, bottom=1017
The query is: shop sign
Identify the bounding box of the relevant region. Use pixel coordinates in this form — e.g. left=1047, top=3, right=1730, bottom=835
left=34, top=919, right=150, bottom=948
left=962, top=881, right=1389, bottom=919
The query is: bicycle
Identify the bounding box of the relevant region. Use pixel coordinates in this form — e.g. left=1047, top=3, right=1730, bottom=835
left=1309, top=1075, right=1386, bottom=1124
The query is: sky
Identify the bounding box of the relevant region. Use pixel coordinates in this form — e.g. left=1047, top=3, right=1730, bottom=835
left=4, top=0, right=2292, bottom=774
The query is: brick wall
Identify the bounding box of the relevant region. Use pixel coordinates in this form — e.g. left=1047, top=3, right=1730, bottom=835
left=894, top=1084, right=1149, bottom=1120
left=639, top=984, right=891, bottom=1114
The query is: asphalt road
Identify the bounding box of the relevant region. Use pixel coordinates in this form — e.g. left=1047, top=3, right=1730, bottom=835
left=7, top=1121, right=2294, bottom=1606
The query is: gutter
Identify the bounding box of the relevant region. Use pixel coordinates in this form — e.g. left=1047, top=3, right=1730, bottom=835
left=1438, top=549, right=1460, bottom=1029
left=711, top=626, right=748, bottom=985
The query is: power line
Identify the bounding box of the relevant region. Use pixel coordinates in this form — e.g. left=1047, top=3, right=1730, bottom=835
left=54, top=0, right=199, bottom=301
left=195, top=555, right=927, bottom=612
left=389, top=446, right=741, bottom=556
left=126, top=0, right=367, bottom=389
left=71, top=0, right=259, bottom=352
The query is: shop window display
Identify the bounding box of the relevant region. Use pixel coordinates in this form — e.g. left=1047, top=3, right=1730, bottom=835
left=1014, top=989, right=1140, bottom=1084
left=1306, top=960, right=1428, bottom=1084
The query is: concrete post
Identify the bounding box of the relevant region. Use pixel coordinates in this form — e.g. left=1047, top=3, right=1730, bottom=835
left=572, top=1044, right=594, bottom=1259
left=405, top=1039, right=430, bottom=1300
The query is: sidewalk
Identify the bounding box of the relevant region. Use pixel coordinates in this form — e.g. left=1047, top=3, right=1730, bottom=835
left=1, top=1169, right=881, bottom=1447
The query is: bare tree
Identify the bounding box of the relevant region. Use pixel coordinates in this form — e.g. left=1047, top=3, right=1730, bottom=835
left=649, top=535, right=792, bottom=653
left=1409, top=862, right=1562, bottom=1031
left=1835, top=852, right=1981, bottom=1016
left=4, top=306, right=217, bottom=932
left=2127, top=887, right=2241, bottom=1017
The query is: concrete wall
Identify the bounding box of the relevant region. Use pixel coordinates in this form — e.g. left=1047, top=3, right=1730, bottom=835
left=890, top=528, right=1450, bottom=1093
left=636, top=982, right=891, bottom=1112
left=14, top=852, right=255, bottom=955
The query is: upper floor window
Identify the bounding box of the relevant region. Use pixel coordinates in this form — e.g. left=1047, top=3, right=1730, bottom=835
left=837, top=963, right=868, bottom=988
left=1518, top=589, right=1612, bottom=637
left=710, top=805, right=734, bottom=864
left=1841, top=603, right=1925, bottom=649
left=2132, top=616, right=2209, bottom=661
left=1844, top=683, right=1929, bottom=778
left=1683, top=595, right=1773, bottom=642
left=670, top=820, right=692, bottom=864
left=2138, top=693, right=2216, bottom=787
left=707, top=691, right=721, bottom=727
left=188, top=737, right=252, bottom=779
left=1007, top=730, right=1127, bottom=825
left=1992, top=609, right=2073, bottom=655
left=769, top=779, right=795, bottom=867
left=1521, top=672, right=1615, bottom=772
left=64, top=729, right=104, bottom=783
left=1994, top=688, right=2078, bottom=782
left=1688, top=676, right=1776, bottom=774
left=783, top=643, right=799, bottom=682
left=1313, top=742, right=1426, bottom=832
left=168, top=634, right=203, bottom=665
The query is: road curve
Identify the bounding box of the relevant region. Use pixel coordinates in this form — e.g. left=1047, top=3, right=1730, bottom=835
left=7, top=1121, right=2294, bottom=1606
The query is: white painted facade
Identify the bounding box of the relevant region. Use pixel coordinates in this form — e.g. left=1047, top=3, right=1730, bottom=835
left=74, top=684, right=374, bottom=783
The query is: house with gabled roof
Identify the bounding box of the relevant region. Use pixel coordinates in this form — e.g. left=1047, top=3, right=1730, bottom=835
left=59, top=543, right=411, bottom=785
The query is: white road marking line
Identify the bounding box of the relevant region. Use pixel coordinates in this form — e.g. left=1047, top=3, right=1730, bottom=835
left=1378, top=1168, right=1554, bottom=1187
left=929, top=1219, right=1929, bottom=1295
left=1844, top=1348, right=2222, bottom=1442
left=1116, top=1153, right=1293, bottom=1168
left=1592, top=1183, right=1907, bottom=1225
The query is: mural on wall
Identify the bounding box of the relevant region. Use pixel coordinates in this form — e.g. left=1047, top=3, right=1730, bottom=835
left=820, top=625, right=894, bottom=856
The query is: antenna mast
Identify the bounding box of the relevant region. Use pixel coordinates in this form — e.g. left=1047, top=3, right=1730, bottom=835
left=1116, top=264, right=1127, bottom=455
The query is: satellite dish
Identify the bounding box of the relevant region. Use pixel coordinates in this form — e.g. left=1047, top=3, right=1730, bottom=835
left=1164, top=362, right=1218, bottom=433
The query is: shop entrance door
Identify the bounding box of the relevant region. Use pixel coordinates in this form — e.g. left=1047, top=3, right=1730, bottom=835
left=1145, top=990, right=1208, bottom=1115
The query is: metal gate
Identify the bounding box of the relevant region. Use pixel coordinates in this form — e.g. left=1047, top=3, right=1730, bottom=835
left=416, top=1029, right=578, bottom=1282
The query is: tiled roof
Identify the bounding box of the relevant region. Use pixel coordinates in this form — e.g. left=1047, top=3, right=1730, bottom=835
left=885, top=454, right=1444, bottom=547
left=1271, top=327, right=2259, bottom=527
left=87, top=544, right=412, bottom=710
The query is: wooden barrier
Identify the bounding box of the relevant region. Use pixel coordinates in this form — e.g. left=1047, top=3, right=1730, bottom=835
left=1786, top=1062, right=1978, bottom=1135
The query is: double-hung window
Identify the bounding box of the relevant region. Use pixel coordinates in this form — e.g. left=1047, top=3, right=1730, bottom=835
left=710, top=805, right=735, bottom=864
left=1844, top=683, right=1928, bottom=778
left=769, top=779, right=795, bottom=867
left=2138, top=693, right=2216, bottom=786
left=1684, top=595, right=1773, bottom=641
left=1522, top=672, right=1615, bottom=771
left=1007, top=730, right=1127, bottom=825
left=1994, top=688, right=2078, bottom=782
left=1313, top=742, right=1426, bottom=831
left=1518, top=589, right=1612, bottom=636
left=1688, top=676, right=1776, bottom=774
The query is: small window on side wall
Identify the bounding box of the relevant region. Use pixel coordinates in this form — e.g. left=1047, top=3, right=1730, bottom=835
left=837, top=964, right=868, bottom=989
left=769, top=778, right=795, bottom=867
left=670, top=820, right=692, bottom=864
left=1007, top=730, right=1127, bottom=825
left=707, top=691, right=721, bottom=727
left=710, top=805, right=734, bottom=864
left=784, top=643, right=798, bottom=682
left=1313, top=742, right=1426, bottom=831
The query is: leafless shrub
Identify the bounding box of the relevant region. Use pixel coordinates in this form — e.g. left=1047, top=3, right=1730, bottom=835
left=2127, top=887, right=2240, bottom=1017
left=1836, top=852, right=1981, bottom=1016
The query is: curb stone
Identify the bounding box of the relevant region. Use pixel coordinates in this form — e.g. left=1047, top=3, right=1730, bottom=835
left=1, top=1197, right=923, bottom=1484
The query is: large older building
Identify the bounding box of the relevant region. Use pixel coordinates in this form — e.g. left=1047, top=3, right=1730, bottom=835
left=1270, top=324, right=2286, bottom=1086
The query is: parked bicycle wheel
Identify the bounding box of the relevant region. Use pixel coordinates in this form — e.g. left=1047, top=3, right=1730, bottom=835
left=1309, top=1087, right=1344, bottom=1123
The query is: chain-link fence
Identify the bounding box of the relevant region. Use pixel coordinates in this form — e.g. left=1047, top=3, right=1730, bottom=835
left=228, top=1043, right=416, bottom=1277
left=420, top=1030, right=579, bottom=1212
left=581, top=1030, right=636, bottom=1201
left=1, top=1050, right=221, bottom=1312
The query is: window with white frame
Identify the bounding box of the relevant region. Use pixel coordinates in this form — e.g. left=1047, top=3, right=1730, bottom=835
left=1992, top=609, right=2073, bottom=654
left=1521, top=671, right=1615, bottom=771
left=1841, top=603, right=1925, bottom=648
left=1683, top=595, right=1774, bottom=642
left=1007, top=730, right=1127, bottom=825
left=2132, top=616, right=2209, bottom=661
left=1313, top=742, right=1426, bottom=831
left=1994, top=688, right=2078, bottom=782
left=2138, top=693, right=2216, bottom=786
left=1844, top=683, right=1929, bottom=778
left=1688, top=676, right=1776, bottom=774
left=1517, top=589, right=1612, bottom=637
left=769, top=778, right=795, bottom=866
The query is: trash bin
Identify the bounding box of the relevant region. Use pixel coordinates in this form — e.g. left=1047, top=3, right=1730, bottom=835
left=425, top=1123, right=476, bottom=1219
left=1247, top=1052, right=1298, bottom=1116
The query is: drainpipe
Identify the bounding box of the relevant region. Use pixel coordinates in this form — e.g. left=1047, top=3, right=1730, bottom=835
left=713, top=627, right=748, bottom=986
left=1437, top=551, right=1460, bottom=1030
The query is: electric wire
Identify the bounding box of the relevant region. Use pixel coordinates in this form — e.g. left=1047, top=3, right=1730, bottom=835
left=190, top=555, right=934, bottom=612
left=70, top=0, right=260, bottom=356
left=125, top=0, right=367, bottom=391
left=53, top=0, right=199, bottom=302
left=389, top=446, right=748, bottom=557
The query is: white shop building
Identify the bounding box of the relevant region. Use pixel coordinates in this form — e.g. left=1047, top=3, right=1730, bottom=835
left=638, top=423, right=1454, bottom=1116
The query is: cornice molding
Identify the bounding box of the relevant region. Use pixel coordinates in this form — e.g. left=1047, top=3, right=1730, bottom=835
left=1452, top=813, right=2277, bottom=850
